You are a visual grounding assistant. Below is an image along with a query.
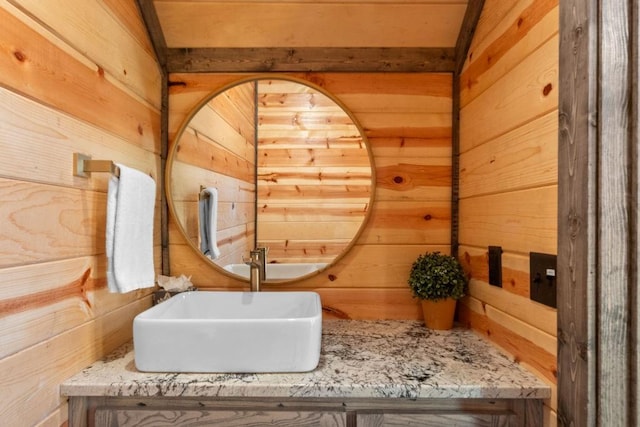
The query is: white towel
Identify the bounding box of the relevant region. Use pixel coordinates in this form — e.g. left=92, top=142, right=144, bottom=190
left=106, top=164, right=156, bottom=293
left=198, top=187, right=221, bottom=260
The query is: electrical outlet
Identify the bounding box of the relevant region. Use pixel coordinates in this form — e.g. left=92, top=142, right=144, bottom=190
left=530, top=252, right=557, bottom=308
left=488, top=246, right=502, bottom=287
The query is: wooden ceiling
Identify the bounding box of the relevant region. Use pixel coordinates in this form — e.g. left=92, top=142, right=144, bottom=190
left=136, top=0, right=483, bottom=73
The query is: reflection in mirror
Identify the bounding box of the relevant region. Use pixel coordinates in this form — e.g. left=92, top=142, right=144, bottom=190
left=168, top=77, right=374, bottom=282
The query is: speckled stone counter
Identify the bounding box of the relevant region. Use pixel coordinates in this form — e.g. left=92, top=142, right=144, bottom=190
left=61, top=320, right=549, bottom=400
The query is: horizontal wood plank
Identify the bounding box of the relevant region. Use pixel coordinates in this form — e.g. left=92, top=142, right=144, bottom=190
left=359, top=201, right=451, bottom=245
left=459, top=186, right=558, bottom=255
left=0, top=4, right=160, bottom=153
left=460, top=34, right=558, bottom=149
left=459, top=110, right=557, bottom=197
left=461, top=1, right=559, bottom=107
left=0, top=179, right=162, bottom=268
left=458, top=297, right=557, bottom=383
left=0, top=297, right=151, bottom=426
left=458, top=245, right=531, bottom=299
left=167, top=47, right=457, bottom=73
left=156, top=2, right=465, bottom=48
left=0, top=86, right=160, bottom=190
left=10, top=0, right=161, bottom=107
left=464, top=278, right=556, bottom=336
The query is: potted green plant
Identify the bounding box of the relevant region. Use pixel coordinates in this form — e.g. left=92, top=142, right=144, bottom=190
left=408, top=251, right=468, bottom=330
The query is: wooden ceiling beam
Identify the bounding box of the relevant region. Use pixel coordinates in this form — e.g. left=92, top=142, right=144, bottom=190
left=165, top=47, right=456, bottom=73
left=454, top=0, right=485, bottom=75
left=134, top=0, right=168, bottom=68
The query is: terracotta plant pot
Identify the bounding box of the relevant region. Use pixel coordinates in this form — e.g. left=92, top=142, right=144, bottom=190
left=420, top=298, right=457, bottom=330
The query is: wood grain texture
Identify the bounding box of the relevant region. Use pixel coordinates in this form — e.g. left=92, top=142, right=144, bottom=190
left=167, top=47, right=457, bottom=73
left=594, top=1, right=637, bottom=425
left=461, top=0, right=558, bottom=107
left=0, top=3, right=161, bottom=426
left=458, top=6, right=559, bottom=424
left=459, top=245, right=532, bottom=298
left=8, top=0, right=161, bottom=107
left=357, top=412, right=515, bottom=427
left=460, top=34, right=558, bottom=151
left=557, top=0, right=597, bottom=424
left=95, top=408, right=347, bottom=427
left=0, top=3, right=161, bottom=153
left=155, top=2, right=465, bottom=48
left=459, top=186, right=558, bottom=255
left=0, top=298, right=151, bottom=426
left=0, top=85, right=159, bottom=190
left=458, top=299, right=557, bottom=383
left=455, top=0, right=486, bottom=74
left=459, top=110, right=557, bottom=198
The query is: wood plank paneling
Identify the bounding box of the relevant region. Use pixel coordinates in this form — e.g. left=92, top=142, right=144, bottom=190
left=457, top=299, right=556, bottom=382
left=460, top=0, right=558, bottom=107
left=0, top=86, right=159, bottom=190
left=0, top=3, right=160, bottom=153
left=459, top=186, right=557, bottom=255
left=0, top=298, right=151, bottom=426
left=458, top=3, right=558, bottom=425
left=459, top=111, right=557, bottom=198
left=155, top=2, right=466, bottom=48
left=460, top=34, right=558, bottom=151
left=0, top=2, right=161, bottom=425
left=8, top=0, right=161, bottom=106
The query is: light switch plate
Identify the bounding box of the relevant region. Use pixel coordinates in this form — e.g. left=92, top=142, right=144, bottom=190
left=530, top=252, right=557, bottom=308
left=488, top=246, right=502, bottom=287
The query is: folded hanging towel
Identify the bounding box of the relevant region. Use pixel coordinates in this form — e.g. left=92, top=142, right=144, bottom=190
left=198, top=187, right=221, bottom=260
left=106, top=164, right=156, bottom=293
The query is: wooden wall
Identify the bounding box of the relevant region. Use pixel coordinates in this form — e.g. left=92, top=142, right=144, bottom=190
left=457, top=0, right=558, bottom=424
left=256, top=79, right=372, bottom=264
left=170, top=81, right=256, bottom=267
left=0, top=1, right=161, bottom=425
left=169, top=73, right=452, bottom=319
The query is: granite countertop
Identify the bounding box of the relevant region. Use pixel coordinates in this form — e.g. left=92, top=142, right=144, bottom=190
left=61, top=320, right=550, bottom=400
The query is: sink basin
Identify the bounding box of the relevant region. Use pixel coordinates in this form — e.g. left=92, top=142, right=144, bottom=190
left=224, top=263, right=328, bottom=280
left=133, top=291, right=322, bottom=373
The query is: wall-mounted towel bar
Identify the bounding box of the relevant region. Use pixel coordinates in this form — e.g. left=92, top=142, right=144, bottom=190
left=199, top=185, right=210, bottom=200
left=73, top=153, right=120, bottom=178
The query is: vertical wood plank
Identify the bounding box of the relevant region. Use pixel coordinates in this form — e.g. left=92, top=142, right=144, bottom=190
left=633, top=1, right=640, bottom=423
left=598, top=2, right=632, bottom=424
left=557, top=0, right=597, bottom=424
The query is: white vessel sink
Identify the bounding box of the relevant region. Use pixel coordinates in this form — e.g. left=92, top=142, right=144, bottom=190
left=133, top=291, right=322, bottom=373
left=224, top=263, right=328, bottom=280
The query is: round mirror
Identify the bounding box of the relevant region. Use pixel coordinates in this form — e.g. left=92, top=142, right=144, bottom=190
left=167, top=76, right=375, bottom=283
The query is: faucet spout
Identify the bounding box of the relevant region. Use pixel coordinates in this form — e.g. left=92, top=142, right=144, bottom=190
left=256, top=247, right=269, bottom=281
left=246, top=250, right=262, bottom=292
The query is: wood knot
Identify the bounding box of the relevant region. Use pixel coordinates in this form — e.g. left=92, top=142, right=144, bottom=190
left=423, top=214, right=432, bottom=221
left=543, top=83, right=553, bottom=96
left=517, top=17, right=524, bottom=28
left=13, top=50, right=26, bottom=62
left=328, top=274, right=337, bottom=281
left=393, top=176, right=404, bottom=184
